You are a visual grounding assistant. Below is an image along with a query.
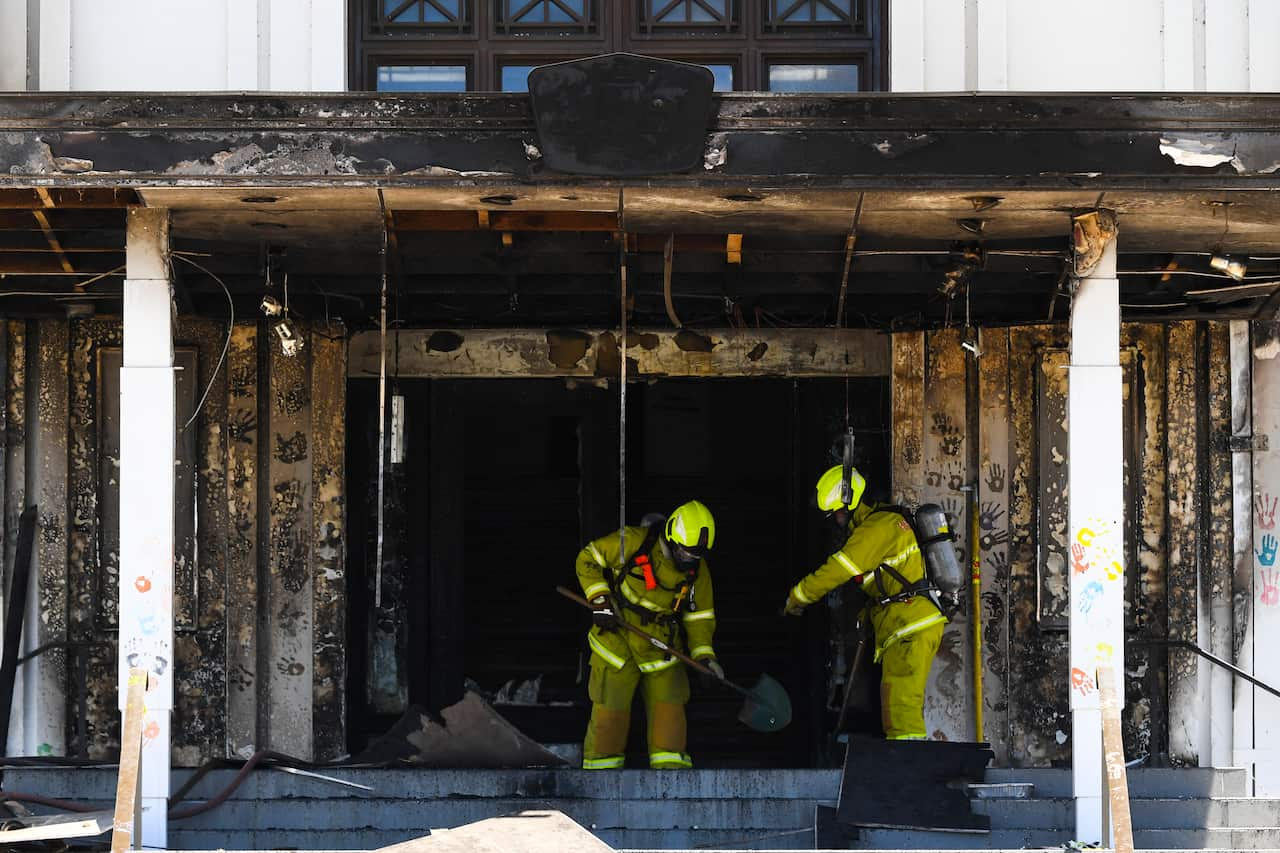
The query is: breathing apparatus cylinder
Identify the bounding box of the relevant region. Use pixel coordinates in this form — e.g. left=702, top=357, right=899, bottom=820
left=913, top=503, right=964, bottom=594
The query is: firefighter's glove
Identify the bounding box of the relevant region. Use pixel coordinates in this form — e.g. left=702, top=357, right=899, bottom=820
left=590, top=596, right=618, bottom=631
left=697, top=658, right=725, bottom=688
left=781, top=592, right=807, bottom=617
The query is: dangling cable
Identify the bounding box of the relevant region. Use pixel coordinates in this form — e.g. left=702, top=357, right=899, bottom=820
left=662, top=233, right=682, bottom=328
left=618, top=188, right=628, bottom=558
left=836, top=193, right=863, bottom=433
left=375, top=208, right=389, bottom=609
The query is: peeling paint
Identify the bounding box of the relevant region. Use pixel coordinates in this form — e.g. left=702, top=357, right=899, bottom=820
left=427, top=331, right=464, bottom=353
left=673, top=329, right=715, bottom=353
left=545, top=330, right=592, bottom=369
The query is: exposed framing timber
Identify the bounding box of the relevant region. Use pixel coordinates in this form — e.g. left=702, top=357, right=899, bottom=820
left=347, top=327, right=890, bottom=378
left=30, top=189, right=73, bottom=274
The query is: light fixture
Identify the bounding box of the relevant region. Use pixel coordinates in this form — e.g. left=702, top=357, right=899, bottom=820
left=1209, top=253, right=1248, bottom=281
left=274, top=319, right=304, bottom=357
left=260, top=295, right=284, bottom=317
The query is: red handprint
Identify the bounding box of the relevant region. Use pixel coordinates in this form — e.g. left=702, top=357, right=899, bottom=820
left=1257, top=494, right=1279, bottom=531
left=1071, top=667, right=1095, bottom=697
left=1261, top=568, right=1280, bottom=607
left=1071, top=543, right=1091, bottom=575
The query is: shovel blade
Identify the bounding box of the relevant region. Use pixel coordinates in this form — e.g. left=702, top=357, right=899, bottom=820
left=736, top=673, right=792, bottom=733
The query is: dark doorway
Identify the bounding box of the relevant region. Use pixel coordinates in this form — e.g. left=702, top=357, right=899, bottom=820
left=346, top=376, right=890, bottom=766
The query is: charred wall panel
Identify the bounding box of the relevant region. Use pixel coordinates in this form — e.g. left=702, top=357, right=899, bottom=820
left=0, top=318, right=345, bottom=763
left=33, top=319, right=69, bottom=756
left=311, top=333, right=346, bottom=761
left=225, top=323, right=260, bottom=758
left=977, top=329, right=1011, bottom=765
left=262, top=333, right=315, bottom=759
left=891, top=333, right=925, bottom=508
left=1006, top=326, right=1069, bottom=766
left=1206, top=322, right=1234, bottom=764
left=921, top=329, right=973, bottom=742
left=2, top=322, right=26, bottom=757
left=986, top=323, right=1203, bottom=766
left=174, top=317, right=231, bottom=765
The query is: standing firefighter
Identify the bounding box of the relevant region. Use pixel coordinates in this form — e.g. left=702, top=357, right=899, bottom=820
left=783, top=465, right=948, bottom=740
left=576, top=500, right=721, bottom=769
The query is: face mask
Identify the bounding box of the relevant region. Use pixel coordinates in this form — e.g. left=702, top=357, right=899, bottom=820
left=672, top=545, right=701, bottom=572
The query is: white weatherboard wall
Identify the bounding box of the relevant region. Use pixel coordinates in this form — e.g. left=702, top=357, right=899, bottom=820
left=892, top=0, right=1280, bottom=92
left=1, top=0, right=345, bottom=91
left=1249, top=337, right=1280, bottom=795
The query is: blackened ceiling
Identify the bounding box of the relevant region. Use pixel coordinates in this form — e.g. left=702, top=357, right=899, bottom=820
left=3, top=92, right=1280, bottom=328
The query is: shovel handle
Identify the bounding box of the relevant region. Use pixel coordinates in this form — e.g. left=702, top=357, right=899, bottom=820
left=555, top=585, right=751, bottom=697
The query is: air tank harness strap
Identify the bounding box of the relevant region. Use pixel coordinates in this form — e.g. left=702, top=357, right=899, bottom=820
left=605, top=523, right=671, bottom=626
left=868, top=562, right=933, bottom=607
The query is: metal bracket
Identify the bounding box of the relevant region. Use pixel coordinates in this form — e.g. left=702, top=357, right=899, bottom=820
left=1214, top=432, right=1269, bottom=453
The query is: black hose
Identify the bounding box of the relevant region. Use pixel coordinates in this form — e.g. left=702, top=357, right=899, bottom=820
left=0, top=749, right=353, bottom=823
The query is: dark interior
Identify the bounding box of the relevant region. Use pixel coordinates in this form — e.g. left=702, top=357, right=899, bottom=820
left=346, top=375, right=891, bottom=767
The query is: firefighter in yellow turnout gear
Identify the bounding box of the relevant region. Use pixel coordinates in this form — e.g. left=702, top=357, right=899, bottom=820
left=784, top=466, right=947, bottom=740
left=576, top=500, right=720, bottom=770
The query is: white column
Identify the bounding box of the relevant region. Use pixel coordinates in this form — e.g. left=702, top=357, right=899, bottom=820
left=0, top=1, right=28, bottom=90
left=37, top=0, right=72, bottom=89
left=120, top=208, right=175, bottom=850
left=226, top=0, right=260, bottom=89
left=974, top=0, right=1009, bottom=90
left=1067, top=213, right=1125, bottom=846
left=889, top=0, right=926, bottom=91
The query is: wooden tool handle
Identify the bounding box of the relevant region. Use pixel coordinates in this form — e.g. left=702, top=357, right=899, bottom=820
left=555, top=585, right=720, bottom=680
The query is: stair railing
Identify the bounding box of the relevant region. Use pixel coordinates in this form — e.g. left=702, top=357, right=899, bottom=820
left=1132, top=638, right=1280, bottom=700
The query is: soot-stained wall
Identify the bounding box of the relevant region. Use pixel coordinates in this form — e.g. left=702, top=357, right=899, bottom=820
left=892, top=323, right=1233, bottom=767
left=0, top=318, right=346, bottom=764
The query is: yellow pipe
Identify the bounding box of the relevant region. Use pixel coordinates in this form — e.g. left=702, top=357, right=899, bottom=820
left=970, top=486, right=985, bottom=743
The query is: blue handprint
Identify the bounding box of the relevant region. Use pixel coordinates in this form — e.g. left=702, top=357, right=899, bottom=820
left=1078, top=581, right=1104, bottom=616
left=1258, top=534, right=1279, bottom=567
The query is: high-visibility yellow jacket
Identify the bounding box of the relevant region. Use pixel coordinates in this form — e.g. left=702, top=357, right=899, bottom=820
left=577, top=525, right=717, bottom=674
left=790, top=503, right=947, bottom=661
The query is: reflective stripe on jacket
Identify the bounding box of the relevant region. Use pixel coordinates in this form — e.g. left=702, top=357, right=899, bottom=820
left=576, top=525, right=717, bottom=670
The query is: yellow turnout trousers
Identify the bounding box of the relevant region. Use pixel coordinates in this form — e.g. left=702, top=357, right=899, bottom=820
left=583, top=653, right=692, bottom=769
left=878, top=620, right=944, bottom=740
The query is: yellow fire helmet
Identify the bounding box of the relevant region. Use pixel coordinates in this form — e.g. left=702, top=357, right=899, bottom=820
left=815, top=464, right=867, bottom=512
left=665, top=500, right=716, bottom=555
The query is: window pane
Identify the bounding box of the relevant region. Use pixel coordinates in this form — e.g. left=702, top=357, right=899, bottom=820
left=501, top=65, right=536, bottom=92
left=767, top=63, right=858, bottom=92
left=775, top=0, right=852, bottom=22
left=649, top=0, right=729, bottom=22
left=383, top=0, right=463, bottom=23
left=377, top=65, right=468, bottom=92
left=510, top=0, right=587, bottom=23
left=705, top=63, right=734, bottom=91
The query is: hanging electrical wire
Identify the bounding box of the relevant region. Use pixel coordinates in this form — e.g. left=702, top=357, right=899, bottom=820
left=173, top=254, right=233, bottom=433
left=374, top=198, right=389, bottom=610
left=617, top=188, right=628, bottom=557
left=662, top=233, right=681, bottom=328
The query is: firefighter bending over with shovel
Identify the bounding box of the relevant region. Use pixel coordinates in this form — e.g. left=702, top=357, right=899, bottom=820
left=784, top=465, right=951, bottom=741
left=570, top=500, right=719, bottom=770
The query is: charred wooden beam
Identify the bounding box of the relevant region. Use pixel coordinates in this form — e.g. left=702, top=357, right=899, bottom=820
left=0, top=188, right=137, bottom=209
left=348, top=327, right=889, bottom=378
left=3, top=93, right=1280, bottom=189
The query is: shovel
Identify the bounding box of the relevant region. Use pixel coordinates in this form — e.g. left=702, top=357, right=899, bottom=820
left=556, top=585, right=792, bottom=733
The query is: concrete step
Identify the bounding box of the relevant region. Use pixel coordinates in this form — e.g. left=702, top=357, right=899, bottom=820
left=982, top=766, right=1250, bottom=798
left=168, top=795, right=833, bottom=832
left=973, top=795, right=1280, bottom=829
left=3, top=766, right=842, bottom=802
left=852, top=825, right=1280, bottom=850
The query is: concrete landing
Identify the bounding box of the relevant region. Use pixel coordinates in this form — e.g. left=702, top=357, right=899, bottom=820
left=1, top=766, right=1271, bottom=850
